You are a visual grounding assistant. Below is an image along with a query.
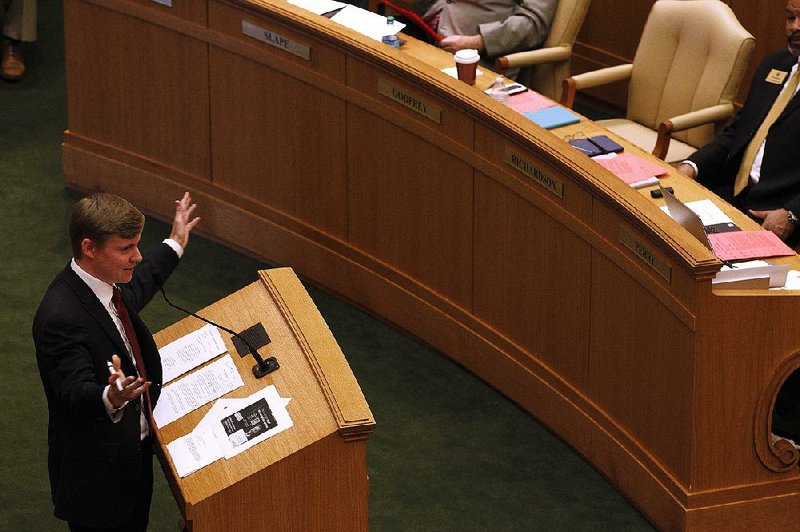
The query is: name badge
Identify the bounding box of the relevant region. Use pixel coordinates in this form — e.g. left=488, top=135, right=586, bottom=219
left=766, top=69, right=788, bottom=84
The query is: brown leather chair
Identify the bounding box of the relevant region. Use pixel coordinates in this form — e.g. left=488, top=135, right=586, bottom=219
left=561, top=0, right=755, bottom=162
left=495, top=0, right=591, bottom=101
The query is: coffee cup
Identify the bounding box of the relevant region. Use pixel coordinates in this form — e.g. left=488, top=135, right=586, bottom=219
left=454, top=49, right=480, bottom=86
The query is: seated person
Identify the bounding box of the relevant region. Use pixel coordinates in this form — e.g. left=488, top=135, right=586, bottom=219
left=417, top=0, right=557, bottom=78
left=677, top=0, right=800, bottom=245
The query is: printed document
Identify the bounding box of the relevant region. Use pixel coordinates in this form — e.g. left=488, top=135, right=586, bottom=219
left=159, top=324, right=227, bottom=383
left=153, top=354, right=244, bottom=428
left=167, top=385, right=293, bottom=477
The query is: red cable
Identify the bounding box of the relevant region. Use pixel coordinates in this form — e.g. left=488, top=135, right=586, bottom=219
left=378, top=0, right=443, bottom=42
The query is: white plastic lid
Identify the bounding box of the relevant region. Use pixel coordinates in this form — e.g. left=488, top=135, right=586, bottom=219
left=454, top=49, right=480, bottom=64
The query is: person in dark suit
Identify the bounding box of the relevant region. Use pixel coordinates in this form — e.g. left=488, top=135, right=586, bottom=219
left=32, top=192, right=200, bottom=531
left=677, top=0, right=800, bottom=244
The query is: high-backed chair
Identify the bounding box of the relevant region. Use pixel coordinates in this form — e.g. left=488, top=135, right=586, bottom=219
left=495, top=0, right=591, bottom=101
left=560, top=0, right=755, bottom=162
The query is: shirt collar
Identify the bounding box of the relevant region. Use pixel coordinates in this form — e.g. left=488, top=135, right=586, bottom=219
left=70, top=258, right=115, bottom=309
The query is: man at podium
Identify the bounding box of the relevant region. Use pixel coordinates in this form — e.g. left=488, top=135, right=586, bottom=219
left=32, top=192, right=200, bottom=531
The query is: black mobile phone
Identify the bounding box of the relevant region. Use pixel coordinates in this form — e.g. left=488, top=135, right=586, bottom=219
left=650, top=187, right=674, bottom=198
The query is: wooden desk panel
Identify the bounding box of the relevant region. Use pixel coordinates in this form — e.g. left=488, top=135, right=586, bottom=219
left=347, top=105, right=474, bottom=308
left=474, top=174, right=592, bottom=391
left=209, top=47, right=349, bottom=239
left=64, top=0, right=211, bottom=179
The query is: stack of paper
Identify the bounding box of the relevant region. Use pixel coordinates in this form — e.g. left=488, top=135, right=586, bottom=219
left=330, top=4, right=405, bottom=41
left=288, top=0, right=347, bottom=16
left=153, top=355, right=244, bottom=428
left=714, top=260, right=790, bottom=288
left=508, top=91, right=555, bottom=114
left=166, top=385, right=293, bottom=478
left=707, top=231, right=795, bottom=262
left=593, top=152, right=667, bottom=188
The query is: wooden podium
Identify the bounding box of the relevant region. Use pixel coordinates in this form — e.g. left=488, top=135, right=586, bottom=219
left=152, top=268, right=375, bottom=531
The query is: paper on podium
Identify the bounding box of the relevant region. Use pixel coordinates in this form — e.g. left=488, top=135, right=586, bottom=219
left=166, top=385, right=293, bottom=477
left=159, top=324, right=227, bottom=383
left=153, top=354, right=244, bottom=428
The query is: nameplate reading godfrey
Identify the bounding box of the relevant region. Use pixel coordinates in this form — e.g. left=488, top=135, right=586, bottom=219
left=241, top=20, right=310, bottom=61
left=504, top=148, right=563, bottom=198
left=378, top=79, right=442, bottom=124
left=619, top=228, right=672, bottom=282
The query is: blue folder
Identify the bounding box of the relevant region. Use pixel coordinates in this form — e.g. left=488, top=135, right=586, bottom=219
left=523, top=106, right=581, bottom=129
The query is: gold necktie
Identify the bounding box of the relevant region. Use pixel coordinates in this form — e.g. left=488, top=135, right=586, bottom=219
left=733, top=67, right=800, bottom=196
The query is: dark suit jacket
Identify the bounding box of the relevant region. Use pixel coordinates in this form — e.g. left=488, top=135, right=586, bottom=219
left=690, top=50, right=800, bottom=217
left=32, top=243, right=178, bottom=528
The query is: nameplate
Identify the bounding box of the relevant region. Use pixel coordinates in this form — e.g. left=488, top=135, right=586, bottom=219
left=504, top=148, right=563, bottom=198
left=242, top=20, right=311, bottom=61
left=619, top=228, right=671, bottom=282
left=151, top=0, right=172, bottom=5
left=378, top=79, right=442, bottom=124
left=766, top=69, right=788, bottom=84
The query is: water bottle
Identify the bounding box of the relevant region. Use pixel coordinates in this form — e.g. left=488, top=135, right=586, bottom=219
left=489, top=77, right=509, bottom=106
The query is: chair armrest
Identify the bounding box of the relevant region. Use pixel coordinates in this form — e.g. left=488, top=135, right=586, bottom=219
left=652, top=103, right=735, bottom=160
left=664, top=103, right=735, bottom=132
left=495, top=45, right=571, bottom=70
left=560, top=64, right=633, bottom=107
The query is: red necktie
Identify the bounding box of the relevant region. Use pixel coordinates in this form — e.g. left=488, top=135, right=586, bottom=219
left=112, top=286, right=152, bottom=419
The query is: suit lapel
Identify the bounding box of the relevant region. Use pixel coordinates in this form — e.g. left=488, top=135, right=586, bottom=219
left=62, top=265, right=131, bottom=364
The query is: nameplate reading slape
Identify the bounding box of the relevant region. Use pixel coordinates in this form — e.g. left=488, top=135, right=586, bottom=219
left=504, top=147, right=563, bottom=198
left=378, top=79, right=441, bottom=123
left=242, top=20, right=310, bottom=61
left=619, top=228, right=671, bottom=282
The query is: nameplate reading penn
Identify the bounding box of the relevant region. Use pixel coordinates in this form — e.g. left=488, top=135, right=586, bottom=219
left=378, top=79, right=442, bottom=123
left=619, top=229, right=672, bottom=282
left=504, top=148, right=563, bottom=198
left=241, top=20, right=310, bottom=61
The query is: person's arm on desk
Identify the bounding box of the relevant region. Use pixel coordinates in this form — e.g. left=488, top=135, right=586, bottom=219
left=749, top=208, right=797, bottom=241
left=439, top=34, right=484, bottom=53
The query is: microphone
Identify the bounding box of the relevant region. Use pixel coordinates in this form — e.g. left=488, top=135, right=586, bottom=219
left=159, top=287, right=279, bottom=378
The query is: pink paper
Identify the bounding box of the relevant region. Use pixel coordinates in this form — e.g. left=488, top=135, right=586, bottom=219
left=708, top=230, right=795, bottom=261
left=508, top=91, right=555, bottom=114
left=594, top=152, right=668, bottom=184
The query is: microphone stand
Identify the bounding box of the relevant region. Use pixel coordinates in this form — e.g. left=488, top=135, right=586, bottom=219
left=160, top=288, right=279, bottom=378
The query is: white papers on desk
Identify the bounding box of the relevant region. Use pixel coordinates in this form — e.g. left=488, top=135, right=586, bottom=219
left=660, top=199, right=732, bottom=227
left=166, top=385, right=293, bottom=477
left=715, top=260, right=790, bottom=288
left=288, top=0, right=347, bottom=16
left=330, top=5, right=405, bottom=41
left=774, top=270, right=800, bottom=290
left=153, top=355, right=244, bottom=428
left=159, top=324, right=227, bottom=383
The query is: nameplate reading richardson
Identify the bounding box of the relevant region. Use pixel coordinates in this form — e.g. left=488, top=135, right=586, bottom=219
left=241, top=20, right=311, bottom=61
left=619, top=228, right=672, bottom=282
left=504, top=147, right=563, bottom=198
left=378, top=78, right=442, bottom=124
